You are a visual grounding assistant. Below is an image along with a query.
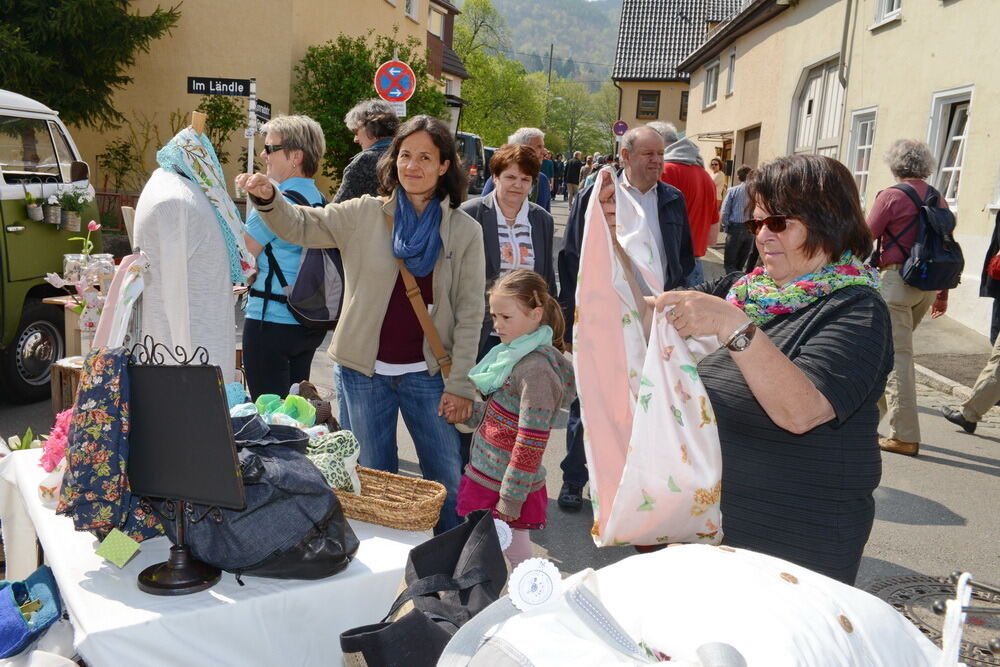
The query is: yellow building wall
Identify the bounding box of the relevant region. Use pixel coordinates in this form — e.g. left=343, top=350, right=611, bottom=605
left=616, top=82, right=689, bottom=134
left=684, top=0, right=999, bottom=334
left=72, top=0, right=429, bottom=194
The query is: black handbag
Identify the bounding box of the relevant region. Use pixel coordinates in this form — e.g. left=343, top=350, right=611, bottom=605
left=340, top=510, right=508, bottom=667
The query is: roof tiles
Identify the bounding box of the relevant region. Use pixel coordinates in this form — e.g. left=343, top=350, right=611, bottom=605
left=613, top=0, right=742, bottom=81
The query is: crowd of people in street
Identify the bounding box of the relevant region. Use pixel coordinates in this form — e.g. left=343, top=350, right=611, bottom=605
left=231, top=97, right=984, bottom=583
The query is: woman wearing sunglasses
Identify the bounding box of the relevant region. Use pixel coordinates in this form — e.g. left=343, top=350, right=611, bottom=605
left=242, top=115, right=328, bottom=400
left=237, top=115, right=485, bottom=534
left=655, top=154, right=891, bottom=585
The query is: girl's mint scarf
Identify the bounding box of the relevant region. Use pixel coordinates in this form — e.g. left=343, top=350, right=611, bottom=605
left=726, top=252, right=880, bottom=325
left=393, top=191, right=443, bottom=277
left=156, top=128, right=254, bottom=284
left=469, top=326, right=553, bottom=395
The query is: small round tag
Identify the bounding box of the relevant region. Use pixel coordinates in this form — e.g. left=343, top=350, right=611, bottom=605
left=493, top=518, right=513, bottom=551
left=508, top=558, right=562, bottom=612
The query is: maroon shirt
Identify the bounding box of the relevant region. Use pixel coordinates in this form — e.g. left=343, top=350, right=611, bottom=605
left=866, top=179, right=950, bottom=267
left=376, top=272, right=434, bottom=364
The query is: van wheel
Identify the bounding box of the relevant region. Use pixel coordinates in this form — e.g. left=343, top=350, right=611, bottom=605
left=1, top=302, right=65, bottom=403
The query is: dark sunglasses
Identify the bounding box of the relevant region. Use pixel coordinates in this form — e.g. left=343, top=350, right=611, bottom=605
left=262, top=144, right=287, bottom=154
left=744, top=215, right=790, bottom=235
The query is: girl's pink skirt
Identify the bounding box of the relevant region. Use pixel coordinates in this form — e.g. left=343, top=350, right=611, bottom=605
left=456, top=474, right=548, bottom=530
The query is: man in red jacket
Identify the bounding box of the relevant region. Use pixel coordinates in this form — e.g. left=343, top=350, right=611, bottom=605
left=648, top=122, right=719, bottom=286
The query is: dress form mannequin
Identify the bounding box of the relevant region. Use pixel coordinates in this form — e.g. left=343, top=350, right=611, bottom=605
left=133, top=115, right=241, bottom=380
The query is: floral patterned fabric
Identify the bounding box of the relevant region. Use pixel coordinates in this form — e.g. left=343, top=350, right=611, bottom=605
left=725, top=252, right=880, bottom=325
left=574, top=187, right=722, bottom=546
left=55, top=348, right=163, bottom=541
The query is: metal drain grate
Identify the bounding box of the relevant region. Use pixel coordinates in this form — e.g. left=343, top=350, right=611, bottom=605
left=866, top=576, right=1000, bottom=666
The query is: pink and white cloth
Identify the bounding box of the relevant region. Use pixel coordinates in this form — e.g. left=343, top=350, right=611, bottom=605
left=573, top=169, right=723, bottom=547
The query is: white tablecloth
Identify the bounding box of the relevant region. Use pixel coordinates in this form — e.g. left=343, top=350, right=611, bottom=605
left=0, top=449, right=428, bottom=666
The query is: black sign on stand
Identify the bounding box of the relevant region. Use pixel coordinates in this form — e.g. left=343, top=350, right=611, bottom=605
left=187, top=76, right=251, bottom=97
left=255, top=99, right=272, bottom=123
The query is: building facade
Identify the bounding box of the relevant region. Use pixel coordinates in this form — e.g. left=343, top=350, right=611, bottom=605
left=72, top=0, right=466, bottom=193
left=679, top=0, right=997, bottom=335
left=612, top=0, right=741, bottom=142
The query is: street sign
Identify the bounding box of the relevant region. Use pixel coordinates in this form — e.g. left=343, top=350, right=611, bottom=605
left=374, top=60, right=416, bottom=103
left=387, top=101, right=406, bottom=118
left=255, top=99, right=272, bottom=123
left=613, top=120, right=629, bottom=136
left=187, top=77, right=251, bottom=97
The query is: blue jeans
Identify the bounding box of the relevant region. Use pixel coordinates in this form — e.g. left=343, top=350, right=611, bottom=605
left=333, top=364, right=351, bottom=431
left=339, top=366, right=462, bottom=533
left=684, top=259, right=705, bottom=288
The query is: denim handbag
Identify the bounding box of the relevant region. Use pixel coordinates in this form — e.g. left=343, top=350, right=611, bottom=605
left=0, top=565, right=62, bottom=658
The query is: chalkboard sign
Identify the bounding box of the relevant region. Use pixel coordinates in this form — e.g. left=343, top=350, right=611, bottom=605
left=128, top=364, right=245, bottom=511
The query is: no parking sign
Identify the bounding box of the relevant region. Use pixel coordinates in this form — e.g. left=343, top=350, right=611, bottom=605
left=613, top=120, right=629, bottom=136
left=375, top=60, right=415, bottom=117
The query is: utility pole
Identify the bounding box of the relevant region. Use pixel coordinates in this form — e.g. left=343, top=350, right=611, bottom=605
left=547, top=43, right=554, bottom=86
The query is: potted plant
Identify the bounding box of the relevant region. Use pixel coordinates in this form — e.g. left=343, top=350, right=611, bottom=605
left=23, top=188, right=44, bottom=221
left=43, top=194, right=61, bottom=226
left=55, top=186, right=93, bottom=232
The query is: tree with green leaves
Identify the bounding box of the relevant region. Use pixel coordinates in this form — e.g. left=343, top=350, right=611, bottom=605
left=196, top=95, right=243, bottom=165
left=0, top=0, right=180, bottom=129
left=293, top=30, right=446, bottom=185
left=454, top=0, right=510, bottom=58
left=548, top=79, right=601, bottom=155
left=591, top=82, right=620, bottom=155
left=459, top=53, right=545, bottom=146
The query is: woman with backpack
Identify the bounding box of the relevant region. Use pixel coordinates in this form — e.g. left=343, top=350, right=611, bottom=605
left=867, top=139, right=952, bottom=457
left=237, top=115, right=485, bottom=533
left=243, top=115, right=329, bottom=400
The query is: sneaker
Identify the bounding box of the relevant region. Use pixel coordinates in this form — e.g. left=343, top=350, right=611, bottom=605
left=879, top=437, right=919, bottom=456
left=940, top=406, right=977, bottom=434
left=557, top=482, right=583, bottom=510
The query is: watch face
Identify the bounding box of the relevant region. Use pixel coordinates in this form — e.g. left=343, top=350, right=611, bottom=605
left=730, top=334, right=751, bottom=351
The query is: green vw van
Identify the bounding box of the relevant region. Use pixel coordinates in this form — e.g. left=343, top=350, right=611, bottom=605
left=0, top=89, right=101, bottom=402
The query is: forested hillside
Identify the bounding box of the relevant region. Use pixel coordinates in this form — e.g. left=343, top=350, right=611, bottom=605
left=458, top=0, right=622, bottom=90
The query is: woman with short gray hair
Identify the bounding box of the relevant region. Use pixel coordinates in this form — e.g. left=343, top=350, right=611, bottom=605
left=335, top=99, right=400, bottom=203
left=242, top=114, right=328, bottom=399
left=884, top=138, right=936, bottom=180
left=867, top=138, right=950, bottom=457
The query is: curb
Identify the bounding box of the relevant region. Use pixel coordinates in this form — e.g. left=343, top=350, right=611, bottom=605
left=914, top=363, right=972, bottom=401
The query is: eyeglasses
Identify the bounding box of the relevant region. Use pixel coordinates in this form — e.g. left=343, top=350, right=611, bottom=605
left=743, top=215, right=791, bottom=235
left=262, top=144, right=286, bottom=154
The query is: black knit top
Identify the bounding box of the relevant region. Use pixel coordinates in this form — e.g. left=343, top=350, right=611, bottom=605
left=696, top=279, right=892, bottom=584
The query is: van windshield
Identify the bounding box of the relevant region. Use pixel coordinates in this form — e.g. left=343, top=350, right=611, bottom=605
left=0, top=115, right=62, bottom=182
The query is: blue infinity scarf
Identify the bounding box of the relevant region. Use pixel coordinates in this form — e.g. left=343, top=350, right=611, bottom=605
left=393, top=191, right=443, bottom=277
left=469, top=326, right=553, bottom=395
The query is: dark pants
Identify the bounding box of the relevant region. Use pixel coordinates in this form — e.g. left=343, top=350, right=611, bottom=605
left=559, top=398, right=588, bottom=487
left=242, top=318, right=327, bottom=400
left=724, top=225, right=755, bottom=274
left=992, top=299, right=1000, bottom=345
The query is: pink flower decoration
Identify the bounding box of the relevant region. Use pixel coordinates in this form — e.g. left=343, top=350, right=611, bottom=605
left=40, top=409, right=74, bottom=472
left=766, top=304, right=794, bottom=314
left=87, top=220, right=101, bottom=232
left=834, top=265, right=860, bottom=275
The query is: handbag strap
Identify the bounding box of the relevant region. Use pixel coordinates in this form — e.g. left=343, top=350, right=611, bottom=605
left=383, top=211, right=452, bottom=378
left=381, top=567, right=492, bottom=624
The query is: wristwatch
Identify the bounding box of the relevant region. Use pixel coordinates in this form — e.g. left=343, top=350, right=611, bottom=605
left=723, top=320, right=757, bottom=352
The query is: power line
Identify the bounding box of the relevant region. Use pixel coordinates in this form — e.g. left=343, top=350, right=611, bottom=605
left=491, top=47, right=612, bottom=69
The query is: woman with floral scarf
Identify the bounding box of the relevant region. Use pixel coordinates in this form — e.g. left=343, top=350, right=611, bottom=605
left=237, top=116, right=484, bottom=534
left=654, top=155, right=891, bottom=584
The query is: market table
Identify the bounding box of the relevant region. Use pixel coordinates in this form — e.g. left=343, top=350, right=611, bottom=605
left=0, top=449, right=428, bottom=666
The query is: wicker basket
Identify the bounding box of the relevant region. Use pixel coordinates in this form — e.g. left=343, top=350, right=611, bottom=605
left=334, top=466, right=445, bottom=532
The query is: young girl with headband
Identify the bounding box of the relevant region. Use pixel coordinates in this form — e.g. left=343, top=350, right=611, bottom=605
left=456, top=269, right=576, bottom=565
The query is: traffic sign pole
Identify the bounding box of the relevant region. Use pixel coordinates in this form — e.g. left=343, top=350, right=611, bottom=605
left=374, top=60, right=416, bottom=118
left=246, top=78, right=256, bottom=218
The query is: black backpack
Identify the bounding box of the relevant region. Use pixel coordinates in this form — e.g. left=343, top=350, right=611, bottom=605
left=250, top=189, right=345, bottom=329
left=874, top=183, right=964, bottom=291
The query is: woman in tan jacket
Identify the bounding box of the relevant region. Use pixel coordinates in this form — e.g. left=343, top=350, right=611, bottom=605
left=237, top=115, right=485, bottom=533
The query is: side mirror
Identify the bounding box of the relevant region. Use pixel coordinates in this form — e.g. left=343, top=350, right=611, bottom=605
left=70, top=160, right=90, bottom=183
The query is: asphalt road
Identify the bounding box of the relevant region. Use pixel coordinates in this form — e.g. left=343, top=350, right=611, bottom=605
left=2, top=195, right=997, bottom=593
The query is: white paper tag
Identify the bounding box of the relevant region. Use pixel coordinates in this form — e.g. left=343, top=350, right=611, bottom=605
left=493, top=518, right=513, bottom=551
left=508, top=558, right=562, bottom=612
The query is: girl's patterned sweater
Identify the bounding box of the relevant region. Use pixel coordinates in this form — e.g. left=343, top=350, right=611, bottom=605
left=465, top=346, right=576, bottom=517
